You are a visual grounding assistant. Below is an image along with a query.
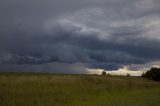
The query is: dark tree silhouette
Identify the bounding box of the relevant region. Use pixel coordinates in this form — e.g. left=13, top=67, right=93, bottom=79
left=142, top=67, right=160, bottom=81
left=126, top=74, right=130, bottom=77
left=102, top=71, right=106, bottom=76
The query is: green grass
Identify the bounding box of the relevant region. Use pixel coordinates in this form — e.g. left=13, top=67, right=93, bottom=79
left=0, top=73, right=160, bottom=106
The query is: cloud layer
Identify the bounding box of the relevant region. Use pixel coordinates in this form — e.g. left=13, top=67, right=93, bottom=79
left=0, top=0, right=160, bottom=75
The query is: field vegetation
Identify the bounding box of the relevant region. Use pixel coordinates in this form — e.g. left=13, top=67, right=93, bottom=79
left=0, top=73, right=160, bottom=106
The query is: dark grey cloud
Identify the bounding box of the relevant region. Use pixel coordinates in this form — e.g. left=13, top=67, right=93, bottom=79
left=0, top=0, right=160, bottom=74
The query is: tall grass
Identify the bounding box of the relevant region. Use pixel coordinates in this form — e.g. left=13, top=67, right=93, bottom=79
left=0, top=73, right=160, bottom=106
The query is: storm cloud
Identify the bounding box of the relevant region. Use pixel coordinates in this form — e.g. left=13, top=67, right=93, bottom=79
left=0, top=0, right=160, bottom=74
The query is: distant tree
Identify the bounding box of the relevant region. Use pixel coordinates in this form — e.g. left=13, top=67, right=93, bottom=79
left=102, top=71, right=106, bottom=76
left=126, top=73, right=130, bottom=77
left=142, top=67, right=160, bottom=81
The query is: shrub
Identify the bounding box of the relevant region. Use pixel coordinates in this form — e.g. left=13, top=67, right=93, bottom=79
left=102, top=71, right=106, bottom=76
left=126, top=74, right=130, bottom=77
left=142, top=67, right=160, bottom=81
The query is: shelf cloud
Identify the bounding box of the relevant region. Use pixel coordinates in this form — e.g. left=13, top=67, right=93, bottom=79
left=0, top=0, right=160, bottom=75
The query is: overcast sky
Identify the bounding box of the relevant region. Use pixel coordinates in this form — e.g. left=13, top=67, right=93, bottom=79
left=0, top=0, right=160, bottom=75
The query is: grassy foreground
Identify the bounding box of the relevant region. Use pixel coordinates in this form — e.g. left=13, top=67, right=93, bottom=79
left=0, top=73, right=160, bottom=106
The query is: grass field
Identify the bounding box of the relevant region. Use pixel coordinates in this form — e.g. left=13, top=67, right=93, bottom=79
left=0, top=73, right=160, bottom=106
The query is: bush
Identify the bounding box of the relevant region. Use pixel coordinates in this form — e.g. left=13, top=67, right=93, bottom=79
left=126, top=74, right=130, bottom=77
left=142, top=67, right=160, bottom=81
left=102, top=71, right=106, bottom=76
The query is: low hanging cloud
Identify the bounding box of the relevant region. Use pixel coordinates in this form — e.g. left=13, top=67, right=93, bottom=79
left=0, top=0, right=160, bottom=75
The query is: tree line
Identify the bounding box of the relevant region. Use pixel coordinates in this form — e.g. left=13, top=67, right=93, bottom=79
left=142, top=67, right=160, bottom=81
